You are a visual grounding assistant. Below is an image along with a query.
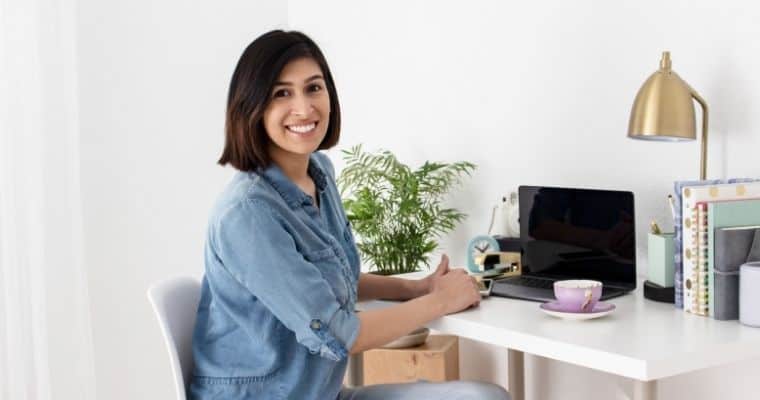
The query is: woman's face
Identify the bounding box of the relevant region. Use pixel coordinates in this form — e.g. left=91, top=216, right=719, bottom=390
left=263, top=57, right=331, bottom=162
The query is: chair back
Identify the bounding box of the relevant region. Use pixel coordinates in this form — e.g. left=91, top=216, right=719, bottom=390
left=147, top=276, right=202, bottom=400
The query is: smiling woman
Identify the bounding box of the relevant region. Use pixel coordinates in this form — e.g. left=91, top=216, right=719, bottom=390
left=263, top=58, right=332, bottom=170
left=189, top=30, right=509, bottom=400
left=218, top=30, right=341, bottom=172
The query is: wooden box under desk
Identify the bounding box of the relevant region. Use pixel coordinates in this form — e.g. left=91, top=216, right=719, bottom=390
left=362, top=335, right=459, bottom=384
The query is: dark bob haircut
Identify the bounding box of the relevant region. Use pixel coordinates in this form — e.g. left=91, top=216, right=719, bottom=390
left=218, top=30, right=341, bottom=171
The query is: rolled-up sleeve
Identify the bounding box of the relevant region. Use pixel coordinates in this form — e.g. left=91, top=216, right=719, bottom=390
left=211, top=199, right=360, bottom=362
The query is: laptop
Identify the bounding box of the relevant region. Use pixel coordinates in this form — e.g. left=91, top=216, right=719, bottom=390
left=491, top=185, right=637, bottom=302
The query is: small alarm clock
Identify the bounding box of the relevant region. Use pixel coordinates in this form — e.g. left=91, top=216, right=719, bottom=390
left=466, top=235, right=500, bottom=274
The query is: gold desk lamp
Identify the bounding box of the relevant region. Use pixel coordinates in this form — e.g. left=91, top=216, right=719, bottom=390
left=628, top=51, right=709, bottom=179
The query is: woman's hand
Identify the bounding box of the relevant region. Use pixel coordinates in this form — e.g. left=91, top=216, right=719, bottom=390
left=419, top=254, right=451, bottom=296
left=351, top=254, right=480, bottom=354
left=430, top=268, right=481, bottom=314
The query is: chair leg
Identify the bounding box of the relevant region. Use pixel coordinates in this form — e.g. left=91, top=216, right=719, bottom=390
left=346, top=352, right=364, bottom=387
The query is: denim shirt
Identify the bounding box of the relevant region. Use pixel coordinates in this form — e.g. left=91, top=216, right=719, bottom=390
left=189, top=152, right=361, bottom=400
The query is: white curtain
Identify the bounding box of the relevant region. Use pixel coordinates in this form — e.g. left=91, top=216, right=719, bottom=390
left=0, top=0, right=96, bottom=399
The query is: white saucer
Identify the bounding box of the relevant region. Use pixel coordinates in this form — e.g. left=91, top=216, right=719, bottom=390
left=539, top=301, right=616, bottom=321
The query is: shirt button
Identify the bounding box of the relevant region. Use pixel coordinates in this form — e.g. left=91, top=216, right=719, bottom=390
left=310, top=320, right=322, bottom=330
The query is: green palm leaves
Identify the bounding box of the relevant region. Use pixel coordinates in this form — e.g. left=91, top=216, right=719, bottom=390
left=337, top=145, right=476, bottom=275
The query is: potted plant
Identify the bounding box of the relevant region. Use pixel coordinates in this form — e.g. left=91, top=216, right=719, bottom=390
left=337, top=145, right=476, bottom=275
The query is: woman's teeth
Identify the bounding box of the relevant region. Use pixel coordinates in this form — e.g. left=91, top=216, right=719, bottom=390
left=287, top=122, right=316, bottom=134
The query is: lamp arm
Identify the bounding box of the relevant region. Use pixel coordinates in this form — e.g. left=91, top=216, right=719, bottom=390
left=691, top=90, right=709, bottom=180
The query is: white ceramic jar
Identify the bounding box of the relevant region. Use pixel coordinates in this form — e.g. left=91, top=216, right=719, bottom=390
left=739, top=261, right=760, bottom=327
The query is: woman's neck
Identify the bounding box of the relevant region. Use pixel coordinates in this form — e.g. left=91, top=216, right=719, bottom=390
left=268, top=146, right=314, bottom=194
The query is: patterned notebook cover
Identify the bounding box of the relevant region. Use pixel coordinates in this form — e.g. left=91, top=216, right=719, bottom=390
left=695, top=203, right=709, bottom=315
left=672, top=179, right=755, bottom=309
left=681, top=182, right=760, bottom=314
left=682, top=201, right=709, bottom=314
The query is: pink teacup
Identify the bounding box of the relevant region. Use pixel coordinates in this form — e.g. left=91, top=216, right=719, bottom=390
left=553, top=280, right=603, bottom=312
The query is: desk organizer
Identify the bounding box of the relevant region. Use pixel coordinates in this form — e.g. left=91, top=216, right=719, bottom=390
left=648, top=233, right=675, bottom=288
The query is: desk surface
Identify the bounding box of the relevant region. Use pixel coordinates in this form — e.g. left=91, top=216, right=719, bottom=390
left=358, top=272, right=760, bottom=381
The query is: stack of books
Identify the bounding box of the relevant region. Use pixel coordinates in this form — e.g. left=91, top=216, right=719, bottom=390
left=673, top=180, right=760, bottom=320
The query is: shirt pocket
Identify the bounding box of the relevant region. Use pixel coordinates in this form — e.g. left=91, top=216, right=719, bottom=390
left=303, top=247, right=350, bottom=307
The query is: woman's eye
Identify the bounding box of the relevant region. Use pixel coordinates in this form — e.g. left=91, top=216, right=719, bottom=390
left=272, top=89, right=290, bottom=98
left=308, top=84, right=323, bottom=93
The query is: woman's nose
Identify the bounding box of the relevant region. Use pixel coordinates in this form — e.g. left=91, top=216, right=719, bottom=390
left=290, top=94, right=312, bottom=117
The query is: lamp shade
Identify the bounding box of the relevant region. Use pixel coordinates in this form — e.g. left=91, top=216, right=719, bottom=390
left=628, top=52, right=696, bottom=142
left=627, top=51, right=709, bottom=179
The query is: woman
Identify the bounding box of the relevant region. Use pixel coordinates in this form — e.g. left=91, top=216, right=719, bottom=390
left=190, top=30, right=510, bottom=400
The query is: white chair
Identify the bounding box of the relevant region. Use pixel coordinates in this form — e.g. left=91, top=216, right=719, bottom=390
left=147, top=276, right=202, bottom=400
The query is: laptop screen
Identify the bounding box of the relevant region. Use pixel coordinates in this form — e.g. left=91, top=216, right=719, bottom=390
left=518, top=186, right=636, bottom=289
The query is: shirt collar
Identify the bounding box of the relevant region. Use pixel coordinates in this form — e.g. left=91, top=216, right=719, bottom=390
left=260, top=153, right=328, bottom=209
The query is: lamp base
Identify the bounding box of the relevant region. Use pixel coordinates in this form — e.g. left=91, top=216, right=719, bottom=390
left=643, top=280, right=675, bottom=303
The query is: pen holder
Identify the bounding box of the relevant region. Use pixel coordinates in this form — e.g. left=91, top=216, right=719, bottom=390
left=648, top=233, right=675, bottom=288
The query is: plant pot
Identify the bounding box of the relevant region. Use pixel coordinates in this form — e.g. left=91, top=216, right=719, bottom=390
left=368, top=269, right=423, bottom=277
left=380, top=327, right=430, bottom=349
left=368, top=270, right=395, bottom=276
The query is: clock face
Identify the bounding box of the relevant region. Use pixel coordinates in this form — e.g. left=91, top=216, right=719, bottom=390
left=466, top=235, right=499, bottom=273
left=472, top=239, right=494, bottom=258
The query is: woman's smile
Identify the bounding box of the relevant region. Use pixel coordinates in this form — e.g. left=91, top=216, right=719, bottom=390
left=286, top=121, right=318, bottom=135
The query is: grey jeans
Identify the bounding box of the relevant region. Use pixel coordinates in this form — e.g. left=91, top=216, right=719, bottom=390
left=338, top=381, right=510, bottom=400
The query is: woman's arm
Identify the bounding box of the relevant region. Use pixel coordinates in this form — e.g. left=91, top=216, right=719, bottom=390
left=357, top=255, right=451, bottom=301
left=357, top=273, right=427, bottom=301
left=349, top=267, right=480, bottom=354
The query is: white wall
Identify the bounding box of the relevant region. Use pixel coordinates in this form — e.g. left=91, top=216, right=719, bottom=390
left=74, top=0, right=760, bottom=399
left=75, top=1, right=287, bottom=398
left=289, top=1, right=760, bottom=399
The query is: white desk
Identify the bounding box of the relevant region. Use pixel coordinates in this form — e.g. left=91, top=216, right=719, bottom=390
left=352, top=274, right=760, bottom=400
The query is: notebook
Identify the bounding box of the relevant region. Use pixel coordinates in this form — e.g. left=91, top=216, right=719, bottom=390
left=680, top=182, right=760, bottom=314
left=672, top=179, right=756, bottom=309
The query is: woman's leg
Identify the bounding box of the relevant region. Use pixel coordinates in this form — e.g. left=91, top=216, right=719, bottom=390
left=338, top=380, right=510, bottom=400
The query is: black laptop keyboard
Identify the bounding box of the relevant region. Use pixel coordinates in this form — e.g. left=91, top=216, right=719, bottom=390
left=502, top=276, right=554, bottom=289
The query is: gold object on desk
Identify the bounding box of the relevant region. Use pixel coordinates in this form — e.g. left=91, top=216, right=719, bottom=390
left=650, top=220, right=662, bottom=235
left=628, top=51, right=709, bottom=180
left=473, top=251, right=522, bottom=278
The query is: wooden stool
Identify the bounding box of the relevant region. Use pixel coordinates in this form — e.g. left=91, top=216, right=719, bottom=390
left=361, top=335, right=459, bottom=384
